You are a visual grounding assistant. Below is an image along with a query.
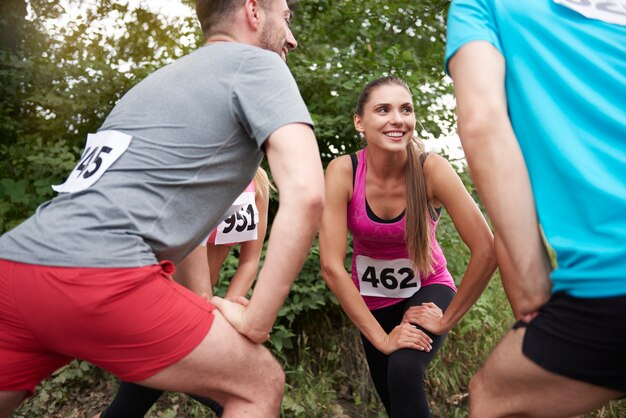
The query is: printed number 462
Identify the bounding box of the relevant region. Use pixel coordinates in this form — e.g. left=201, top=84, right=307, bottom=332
left=361, top=266, right=418, bottom=290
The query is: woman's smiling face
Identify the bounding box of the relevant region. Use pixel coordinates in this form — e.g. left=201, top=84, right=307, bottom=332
left=354, top=83, right=416, bottom=153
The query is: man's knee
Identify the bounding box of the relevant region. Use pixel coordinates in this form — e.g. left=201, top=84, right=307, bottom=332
left=468, top=369, right=485, bottom=396
left=469, top=368, right=512, bottom=418
left=0, top=391, right=27, bottom=418
left=469, top=369, right=491, bottom=417
left=234, top=352, right=284, bottom=414
left=261, top=352, right=285, bottom=400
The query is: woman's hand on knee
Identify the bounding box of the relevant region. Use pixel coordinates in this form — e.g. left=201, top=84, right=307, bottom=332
left=402, top=302, right=445, bottom=334
left=379, top=323, right=433, bottom=354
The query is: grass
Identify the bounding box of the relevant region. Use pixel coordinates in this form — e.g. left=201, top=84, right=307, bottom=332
left=14, top=273, right=626, bottom=417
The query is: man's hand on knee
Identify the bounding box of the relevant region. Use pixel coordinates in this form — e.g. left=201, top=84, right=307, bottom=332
left=211, top=296, right=269, bottom=343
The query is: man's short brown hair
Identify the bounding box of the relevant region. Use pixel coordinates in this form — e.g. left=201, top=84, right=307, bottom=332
left=196, top=0, right=274, bottom=38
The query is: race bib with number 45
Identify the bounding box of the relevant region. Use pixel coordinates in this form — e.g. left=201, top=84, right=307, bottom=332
left=356, top=255, right=421, bottom=299
left=554, top=0, right=626, bottom=25
left=52, top=130, right=132, bottom=194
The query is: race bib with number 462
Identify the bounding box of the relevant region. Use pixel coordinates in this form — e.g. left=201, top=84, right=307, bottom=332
left=356, top=255, right=421, bottom=299
left=554, top=0, right=626, bottom=25
left=52, top=130, right=132, bottom=194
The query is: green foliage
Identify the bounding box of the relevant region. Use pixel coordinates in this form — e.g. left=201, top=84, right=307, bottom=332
left=14, top=360, right=110, bottom=418
left=426, top=273, right=513, bottom=416
left=279, top=307, right=386, bottom=417
left=0, top=0, right=201, bottom=232
left=289, top=0, right=455, bottom=164
left=215, top=241, right=335, bottom=357
left=0, top=138, right=78, bottom=231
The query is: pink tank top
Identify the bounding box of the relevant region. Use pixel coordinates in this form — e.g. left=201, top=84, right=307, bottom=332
left=347, top=148, right=456, bottom=311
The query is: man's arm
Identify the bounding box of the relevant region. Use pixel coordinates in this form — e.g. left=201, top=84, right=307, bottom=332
left=212, top=123, right=324, bottom=343
left=449, top=41, right=551, bottom=318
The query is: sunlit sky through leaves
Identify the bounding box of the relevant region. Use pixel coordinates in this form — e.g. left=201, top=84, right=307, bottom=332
left=30, top=0, right=463, bottom=161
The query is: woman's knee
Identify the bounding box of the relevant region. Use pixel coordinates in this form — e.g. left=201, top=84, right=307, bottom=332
left=388, top=349, right=427, bottom=381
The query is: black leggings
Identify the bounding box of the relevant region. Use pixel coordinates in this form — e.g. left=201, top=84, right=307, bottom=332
left=361, top=284, right=456, bottom=418
left=100, top=381, right=223, bottom=418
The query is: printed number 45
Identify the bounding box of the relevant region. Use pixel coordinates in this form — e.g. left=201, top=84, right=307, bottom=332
left=76, top=146, right=112, bottom=179
left=361, top=266, right=417, bottom=290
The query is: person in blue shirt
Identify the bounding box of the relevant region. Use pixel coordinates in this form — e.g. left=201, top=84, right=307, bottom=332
left=445, top=1, right=626, bottom=417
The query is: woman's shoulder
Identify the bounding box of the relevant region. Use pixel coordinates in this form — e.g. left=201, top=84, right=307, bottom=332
left=422, top=152, right=455, bottom=203
left=422, top=152, right=453, bottom=177
left=326, top=151, right=363, bottom=197
left=327, top=151, right=359, bottom=175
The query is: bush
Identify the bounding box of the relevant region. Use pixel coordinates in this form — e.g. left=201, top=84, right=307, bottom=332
left=13, top=173, right=626, bottom=418
left=0, top=138, right=79, bottom=232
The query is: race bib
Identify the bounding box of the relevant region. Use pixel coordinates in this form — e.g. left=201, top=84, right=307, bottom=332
left=52, top=130, right=132, bottom=193
left=554, top=0, right=626, bottom=25
left=356, top=255, right=420, bottom=299
left=215, top=191, right=258, bottom=244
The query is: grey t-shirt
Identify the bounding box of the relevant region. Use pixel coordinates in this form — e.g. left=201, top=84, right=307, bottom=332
left=0, top=43, right=313, bottom=267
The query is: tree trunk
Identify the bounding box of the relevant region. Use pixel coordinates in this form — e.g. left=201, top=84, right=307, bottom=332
left=0, top=0, right=28, bottom=52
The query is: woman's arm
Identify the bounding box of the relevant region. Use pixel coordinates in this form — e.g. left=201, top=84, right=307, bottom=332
left=320, top=156, right=433, bottom=354
left=404, top=154, right=497, bottom=334
left=225, top=180, right=270, bottom=299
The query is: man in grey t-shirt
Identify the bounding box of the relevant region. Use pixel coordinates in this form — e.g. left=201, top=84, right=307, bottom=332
left=0, top=1, right=324, bottom=416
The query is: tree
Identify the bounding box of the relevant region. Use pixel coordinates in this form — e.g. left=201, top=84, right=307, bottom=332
left=0, top=0, right=453, bottom=232
left=0, top=0, right=28, bottom=52
left=289, top=0, right=454, bottom=162
left=0, top=0, right=200, bottom=231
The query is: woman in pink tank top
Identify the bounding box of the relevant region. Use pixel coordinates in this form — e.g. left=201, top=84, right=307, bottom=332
left=319, top=76, right=496, bottom=417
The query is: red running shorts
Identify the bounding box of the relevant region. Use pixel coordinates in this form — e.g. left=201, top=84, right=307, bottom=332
left=0, top=259, right=214, bottom=394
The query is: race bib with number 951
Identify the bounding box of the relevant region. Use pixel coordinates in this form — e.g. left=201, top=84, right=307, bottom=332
left=215, top=191, right=258, bottom=244
left=356, top=255, right=421, bottom=299
left=52, top=130, right=132, bottom=194
left=554, top=0, right=626, bottom=25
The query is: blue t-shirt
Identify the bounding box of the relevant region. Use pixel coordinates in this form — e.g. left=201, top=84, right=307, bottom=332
left=445, top=0, right=626, bottom=298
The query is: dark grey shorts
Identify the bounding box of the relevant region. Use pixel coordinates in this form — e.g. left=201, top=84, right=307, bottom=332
left=517, top=292, right=626, bottom=393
